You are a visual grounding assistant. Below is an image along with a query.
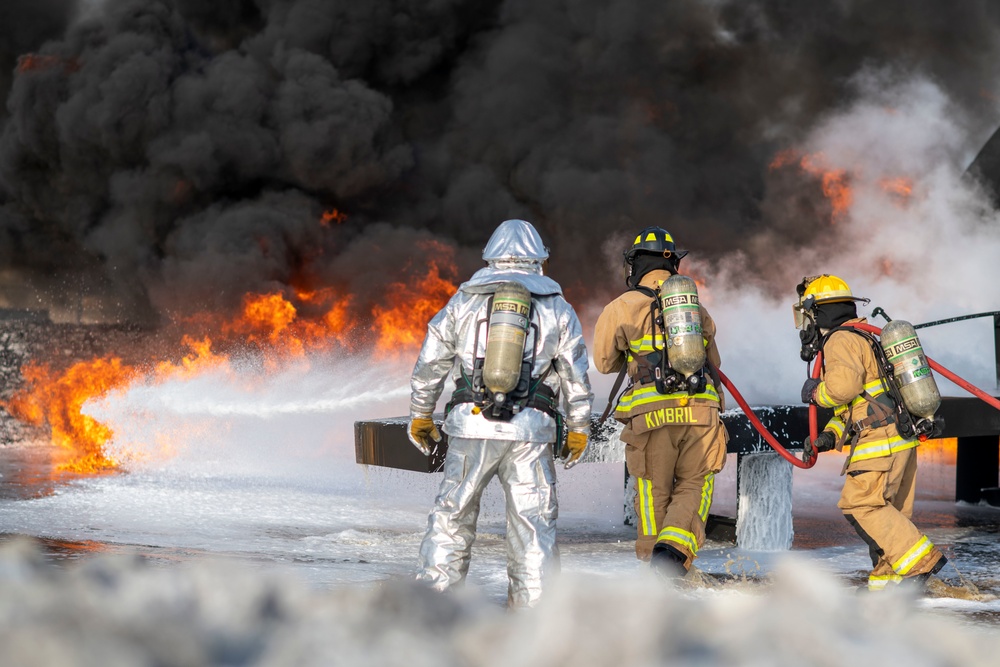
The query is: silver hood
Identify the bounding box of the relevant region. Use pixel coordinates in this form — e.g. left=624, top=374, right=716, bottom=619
left=481, top=219, right=549, bottom=262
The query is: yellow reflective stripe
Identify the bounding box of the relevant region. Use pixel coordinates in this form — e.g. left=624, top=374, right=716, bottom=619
left=637, top=478, right=657, bottom=537
left=814, top=382, right=839, bottom=408
left=657, top=526, right=698, bottom=555
left=868, top=573, right=902, bottom=591
left=817, top=378, right=888, bottom=410
left=847, top=380, right=888, bottom=409
left=893, top=536, right=934, bottom=575
left=849, top=435, right=916, bottom=462
left=863, top=379, right=887, bottom=394
left=825, top=417, right=845, bottom=438
left=616, top=384, right=720, bottom=411
left=698, top=473, right=714, bottom=522
left=628, top=334, right=667, bottom=354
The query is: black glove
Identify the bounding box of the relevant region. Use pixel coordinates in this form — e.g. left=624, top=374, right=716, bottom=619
left=800, top=378, right=821, bottom=405
left=802, top=431, right=836, bottom=461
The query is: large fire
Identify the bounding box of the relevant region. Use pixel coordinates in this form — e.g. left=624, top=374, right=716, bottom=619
left=3, top=246, right=459, bottom=474
left=771, top=150, right=853, bottom=222
left=770, top=149, right=920, bottom=222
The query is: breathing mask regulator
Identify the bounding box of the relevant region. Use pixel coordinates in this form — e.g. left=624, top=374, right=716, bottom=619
left=624, top=227, right=707, bottom=395
left=794, top=275, right=943, bottom=439
left=793, top=275, right=822, bottom=362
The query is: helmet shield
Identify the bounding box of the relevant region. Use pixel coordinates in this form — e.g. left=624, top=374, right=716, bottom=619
left=482, top=219, right=549, bottom=263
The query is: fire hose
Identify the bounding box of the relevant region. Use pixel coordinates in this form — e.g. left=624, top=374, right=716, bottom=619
left=714, top=321, right=1000, bottom=470
left=715, top=367, right=819, bottom=469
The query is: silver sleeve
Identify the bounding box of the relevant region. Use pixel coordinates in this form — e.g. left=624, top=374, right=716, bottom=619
left=552, top=300, right=593, bottom=432
left=409, top=300, right=457, bottom=418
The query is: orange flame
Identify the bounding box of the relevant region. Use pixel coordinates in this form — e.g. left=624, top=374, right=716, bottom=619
left=5, top=248, right=459, bottom=473
left=16, top=54, right=80, bottom=74
left=879, top=176, right=914, bottom=206
left=320, top=209, right=348, bottom=226
left=372, top=257, right=458, bottom=356
left=771, top=149, right=856, bottom=221
left=798, top=153, right=852, bottom=222
left=4, top=358, right=136, bottom=473
left=768, top=148, right=799, bottom=171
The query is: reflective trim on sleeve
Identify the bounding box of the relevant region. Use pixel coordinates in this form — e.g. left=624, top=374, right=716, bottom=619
left=657, top=526, right=699, bottom=555
left=814, top=382, right=840, bottom=408
left=817, top=378, right=888, bottom=410
left=825, top=417, right=846, bottom=438
left=637, top=477, right=657, bottom=537
left=893, top=535, right=934, bottom=576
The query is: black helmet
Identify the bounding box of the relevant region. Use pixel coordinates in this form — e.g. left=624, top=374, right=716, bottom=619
left=623, top=227, right=689, bottom=263
left=623, top=227, right=688, bottom=287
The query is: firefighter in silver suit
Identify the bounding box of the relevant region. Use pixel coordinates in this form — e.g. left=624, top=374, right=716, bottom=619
left=408, top=219, right=593, bottom=608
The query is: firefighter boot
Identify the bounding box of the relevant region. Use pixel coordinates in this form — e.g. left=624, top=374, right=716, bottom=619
left=900, top=554, right=948, bottom=593
left=650, top=542, right=688, bottom=579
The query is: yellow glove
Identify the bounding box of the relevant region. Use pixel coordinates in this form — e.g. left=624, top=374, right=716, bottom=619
left=408, top=417, right=442, bottom=456
left=561, top=431, right=588, bottom=469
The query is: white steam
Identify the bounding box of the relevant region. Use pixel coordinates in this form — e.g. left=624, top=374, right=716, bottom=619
left=701, top=71, right=1000, bottom=404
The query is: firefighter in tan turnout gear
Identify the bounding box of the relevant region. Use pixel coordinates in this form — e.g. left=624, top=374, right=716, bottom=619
left=593, top=228, right=727, bottom=576
left=794, top=275, right=947, bottom=590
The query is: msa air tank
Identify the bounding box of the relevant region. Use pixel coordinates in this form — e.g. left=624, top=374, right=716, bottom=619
left=659, top=274, right=705, bottom=378
left=482, top=282, right=532, bottom=403
left=880, top=319, right=940, bottom=421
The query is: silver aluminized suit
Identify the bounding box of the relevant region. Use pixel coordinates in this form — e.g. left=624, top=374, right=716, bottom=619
left=410, top=220, right=592, bottom=608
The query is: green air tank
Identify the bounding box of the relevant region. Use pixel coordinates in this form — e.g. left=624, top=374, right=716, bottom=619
left=483, top=282, right=532, bottom=402
left=880, top=319, right=940, bottom=421
left=659, top=274, right=705, bottom=378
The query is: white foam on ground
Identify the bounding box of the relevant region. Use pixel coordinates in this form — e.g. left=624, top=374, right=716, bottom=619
left=736, top=453, right=794, bottom=551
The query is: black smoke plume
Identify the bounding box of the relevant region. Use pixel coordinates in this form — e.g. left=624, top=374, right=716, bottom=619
left=2, top=0, right=1000, bottom=324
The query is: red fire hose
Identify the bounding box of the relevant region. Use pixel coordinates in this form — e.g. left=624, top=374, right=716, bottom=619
left=716, top=320, right=1000, bottom=470
left=715, top=368, right=819, bottom=469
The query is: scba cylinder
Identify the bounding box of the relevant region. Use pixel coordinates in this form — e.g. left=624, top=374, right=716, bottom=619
left=880, top=319, right=940, bottom=421
left=483, top=282, right=532, bottom=400
left=660, top=274, right=705, bottom=377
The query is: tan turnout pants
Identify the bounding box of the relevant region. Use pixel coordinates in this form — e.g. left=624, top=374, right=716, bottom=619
left=623, top=419, right=728, bottom=568
left=838, top=448, right=944, bottom=587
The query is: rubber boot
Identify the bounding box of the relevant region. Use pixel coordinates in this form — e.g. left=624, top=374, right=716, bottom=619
left=901, top=555, right=948, bottom=593
left=650, top=542, right=687, bottom=578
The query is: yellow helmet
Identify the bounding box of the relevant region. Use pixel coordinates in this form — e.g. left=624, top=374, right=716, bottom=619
left=802, top=274, right=866, bottom=305
left=793, top=274, right=869, bottom=329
